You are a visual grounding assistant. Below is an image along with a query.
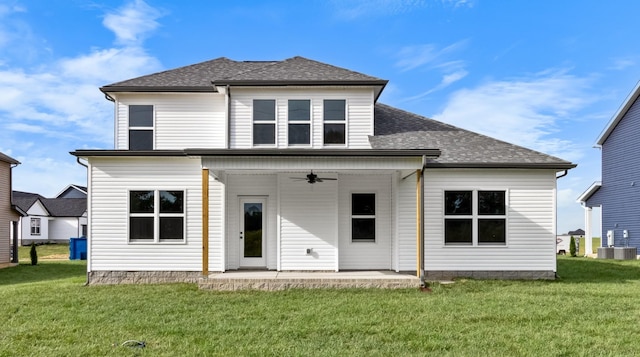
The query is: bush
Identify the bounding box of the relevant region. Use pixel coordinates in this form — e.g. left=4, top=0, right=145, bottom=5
left=569, top=236, right=576, bottom=257
left=30, top=243, right=38, bottom=265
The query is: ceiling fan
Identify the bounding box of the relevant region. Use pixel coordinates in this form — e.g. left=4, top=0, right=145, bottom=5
left=290, top=171, right=337, bottom=184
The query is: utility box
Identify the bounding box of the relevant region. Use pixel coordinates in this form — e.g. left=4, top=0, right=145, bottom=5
left=69, top=237, right=87, bottom=260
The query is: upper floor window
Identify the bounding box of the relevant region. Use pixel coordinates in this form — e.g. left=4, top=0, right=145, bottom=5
left=129, top=190, right=185, bottom=243
left=444, top=190, right=507, bottom=246
left=253, top=100, right=276, bottom=145
left=30, top=218, right=41, bottom=235
left=129, top=105, right=154, bottom=150
left=323, top=100, right=346, bottom=145
left=288, top=100, right=311, bottom=145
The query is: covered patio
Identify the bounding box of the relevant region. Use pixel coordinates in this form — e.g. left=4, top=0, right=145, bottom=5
left=199, top=270, right=420, bottom=291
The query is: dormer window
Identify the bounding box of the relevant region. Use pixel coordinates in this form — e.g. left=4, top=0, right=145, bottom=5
left=129, top=105, right=154, bottom=150
left=253, top=100, right=276, bottom=145
left=323, top=100, right=346, bottom=145
left=288, top=100, right=311, bottom=145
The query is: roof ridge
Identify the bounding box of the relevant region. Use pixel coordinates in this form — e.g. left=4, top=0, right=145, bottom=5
left=218, top=59, right=281, bottom=80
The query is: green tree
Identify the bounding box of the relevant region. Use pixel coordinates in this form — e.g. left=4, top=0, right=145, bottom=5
left=30, top=243, right=38, bottom=265
left=569, top=236, right=576, bottom=257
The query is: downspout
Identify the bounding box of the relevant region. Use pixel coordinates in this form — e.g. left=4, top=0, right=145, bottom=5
left=225, top=85, right=231, bottom=149
left=75, top=157, right=90, bottom=285
left=556, top=170, right=568, bottom=179
left=417, top=155, right=427, bottom=287
left=202, top=168, right=210, bottom=276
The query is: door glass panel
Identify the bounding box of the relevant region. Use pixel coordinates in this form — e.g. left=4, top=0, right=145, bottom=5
left=244, top=203, right=263, bottom=258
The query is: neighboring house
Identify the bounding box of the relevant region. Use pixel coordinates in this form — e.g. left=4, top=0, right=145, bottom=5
left=13, top=189, right=87, bottom=245
left=72, top=56, right=575, bottom=284
left=0, top=152, right=20, bottom=265
left=556, top=229, right=585, bottom=254
left=579, top=81, right=640, bottom=253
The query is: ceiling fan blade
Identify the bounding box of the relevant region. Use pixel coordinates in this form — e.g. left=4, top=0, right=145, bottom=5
left=318, top=177, right=337, bottom=180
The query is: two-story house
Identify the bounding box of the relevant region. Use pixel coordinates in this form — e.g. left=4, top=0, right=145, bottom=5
left=579, top=81, right=640, bottom=255
left=72, top=56, right=575, bottom=285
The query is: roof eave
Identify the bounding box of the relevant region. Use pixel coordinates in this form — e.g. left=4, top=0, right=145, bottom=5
left=425, top=162, right=577, bottom=170
left=595, top=80, right=640, bottom=146
left=70, top=150, right=187, bottom=157
left=100, top=86, right=216, bottom=93
left=70, top=148, right=441, bottom=158
left=577, top=181, right=602, bottom=203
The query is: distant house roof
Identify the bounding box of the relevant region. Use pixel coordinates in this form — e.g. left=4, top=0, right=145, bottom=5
left=101, top=56, right=388, bottom=100
left=55, top=184, right=87, bottom=198
left=0, top=152, right=19, bottom=165
left=596, top=81, right=640, bottom=146
left=370, top=104, right=576, bottom=169
left=41, top=198, right=86, bottom=217
left=12, top=191, right=86, bottom=217
left=568, top=229, right=585, bottom=236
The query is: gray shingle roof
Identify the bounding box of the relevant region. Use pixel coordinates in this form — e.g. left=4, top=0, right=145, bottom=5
left=101, top=56, right=386, bottom=92
left=12, top=191, right=86, bottom=217
left=370, top=104, right=575, bottom=169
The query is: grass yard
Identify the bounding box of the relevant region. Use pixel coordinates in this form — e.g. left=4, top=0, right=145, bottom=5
left=2, top=257, right=640, bottom=356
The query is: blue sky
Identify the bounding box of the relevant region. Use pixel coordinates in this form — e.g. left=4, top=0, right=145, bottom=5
left=1, top=0, right=637, bottom=234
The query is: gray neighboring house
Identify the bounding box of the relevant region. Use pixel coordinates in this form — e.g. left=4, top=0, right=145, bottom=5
left=13, top=188, right=87, bottom=245
left=579, top=81, right=640, bottom=253
left=0, top=152, right=20, bottom=265
left=72, top=56, right=576, bottom=284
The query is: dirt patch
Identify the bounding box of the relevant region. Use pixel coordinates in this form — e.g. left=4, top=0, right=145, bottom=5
left=41, top=254, right=69, bottom=260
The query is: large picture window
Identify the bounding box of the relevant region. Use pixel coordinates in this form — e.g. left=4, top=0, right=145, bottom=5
left=129, top=105, right=154, bottom=150
left=129, top=190, right=185, bottom=243
left=323, top=99, right=346, bottom=145
left=444, top=190, right=506, bottom=245
left=253, top=100, right=276, bottom=145
left=352, top=193, right=375, bottom=242
left=288, top=99, right=311, bottom=145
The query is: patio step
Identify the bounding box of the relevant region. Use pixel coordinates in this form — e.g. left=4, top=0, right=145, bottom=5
left=198, top=271, right=420, bottom=291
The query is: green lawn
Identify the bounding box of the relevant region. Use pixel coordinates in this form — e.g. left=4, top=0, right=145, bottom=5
left=2, top=257, right=640, bottom=356
left=17, top=243, right=71, bottom=263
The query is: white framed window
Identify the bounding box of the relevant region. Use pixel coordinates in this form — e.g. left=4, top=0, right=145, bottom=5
left=129, top=105, right=154, bottom=150
left=323, top=99, right=346, bottom=145
left=288, top=99, right=311, bottom=145
left=253, top=99, right=276, bottom=146
left=351, top=193, right=376, bottom=242
left=444, top=190, right=507, bottom=246
left=30, top=218, right=41, bottom=235
left=129, top=190, right=185, bottom=243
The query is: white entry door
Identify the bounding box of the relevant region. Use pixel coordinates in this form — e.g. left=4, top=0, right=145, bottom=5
left=239, top=197, right=267, bottom=268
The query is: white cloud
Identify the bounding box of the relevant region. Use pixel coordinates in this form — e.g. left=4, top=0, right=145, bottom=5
left=103, top=0, right=164, bottom=46
left=608, top=57, right=637, bottom=71
left=395, top=41, right=468, bottom=72
left=331, top=0, right=428, bottom=20
left=0, top=0, right=166, bottom=196
left=433, top=71, right=592, bottom=160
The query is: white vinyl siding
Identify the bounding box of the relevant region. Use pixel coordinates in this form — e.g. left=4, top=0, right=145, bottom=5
left=230, top=87, right=374, bottom=149
left=423, top=169, right=557, bottom=272
left=279, top=173, right=338, bottom=270
left=114, top=93, right=226, bottom=150
left=88, top=157, right=204, bottom=271
left=49, top=217, right=84, bottom=241
left=338, top=174, right=392, bottom=269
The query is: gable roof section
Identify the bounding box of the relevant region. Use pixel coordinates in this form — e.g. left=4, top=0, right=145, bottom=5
left=55, top=184, right=87, bottom=198
left=596, top=81, right=640, bottom=146
left=577, top=181, right=602, bottom=203
left=12, top=191, right=46, bottom=213
left=370, top=104, right=576, bottom=169
left=101, top=56, right=387, bottom=96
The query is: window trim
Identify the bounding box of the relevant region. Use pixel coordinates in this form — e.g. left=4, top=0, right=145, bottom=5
left=30, top=217, right=41, bottom=236
left=128, top=189, right=187, bottom=244
left=323, top=99, right=347, bottom=146
left=287, top=99, right=312, bottom=146
left=443, top=189, right=508, bottom=247
left=128, top=105, right=154, bottom=150
left=252, top=99, right=277, bottom=147
left=351, top=192, right=376, bottom=243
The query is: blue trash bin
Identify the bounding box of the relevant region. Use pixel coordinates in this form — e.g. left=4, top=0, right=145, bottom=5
left=69, top=237, right=87, bottom=260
